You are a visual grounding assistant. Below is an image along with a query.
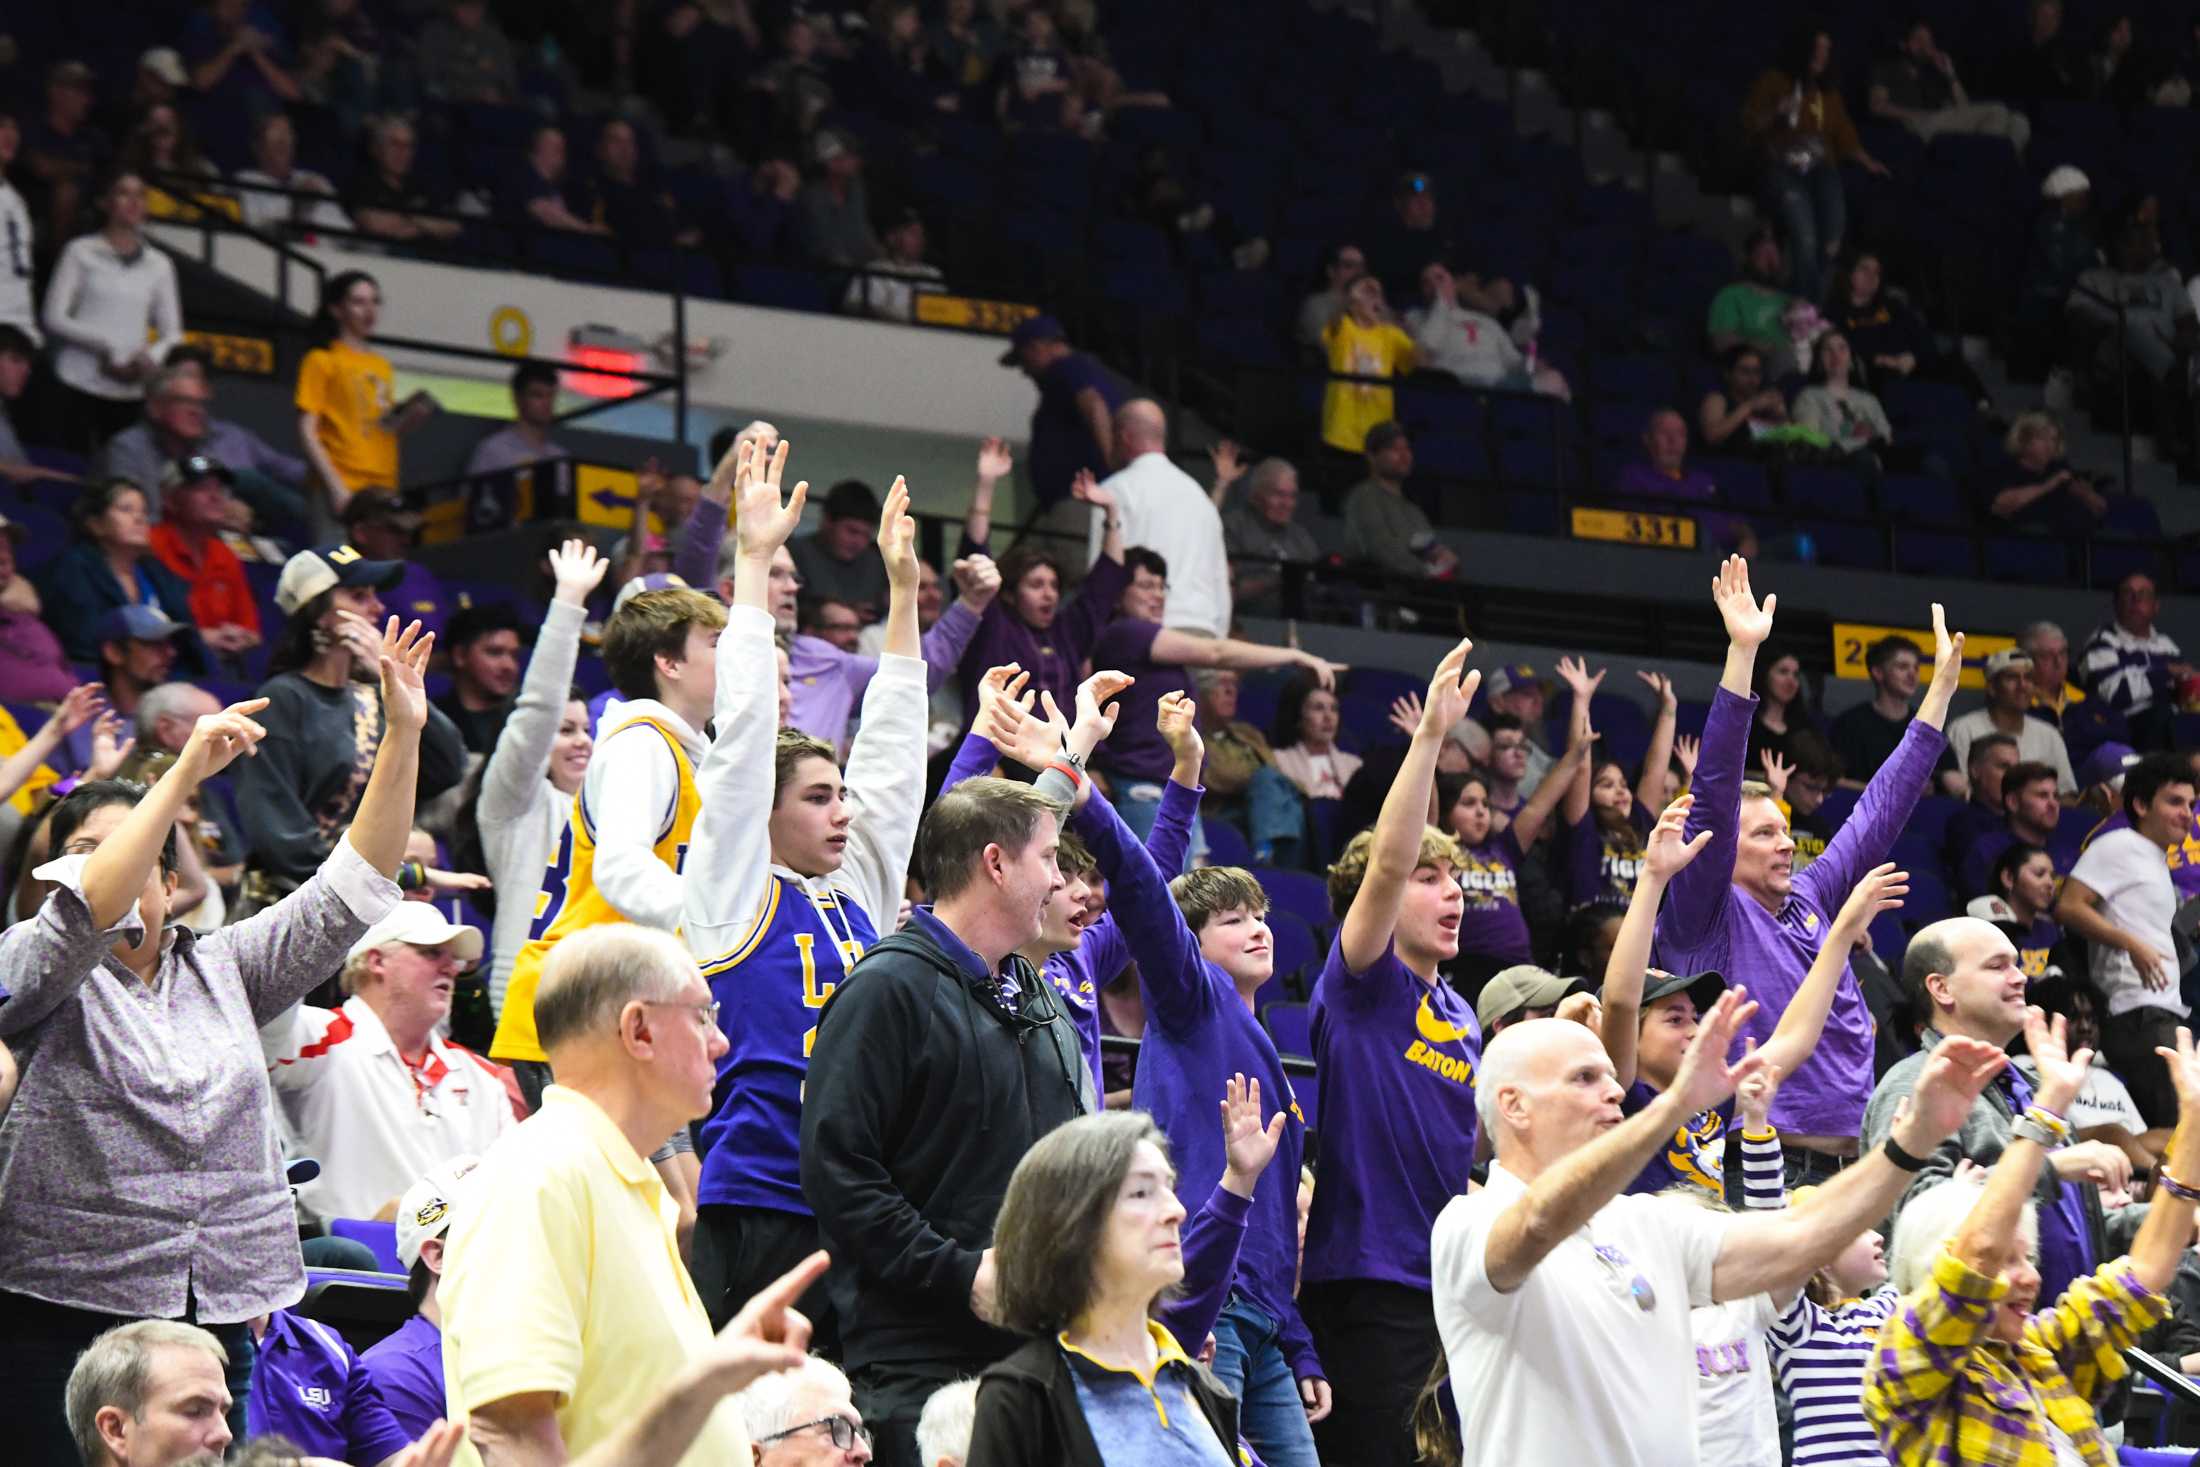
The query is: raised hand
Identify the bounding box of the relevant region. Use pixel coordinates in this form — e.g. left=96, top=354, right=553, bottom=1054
left=43, top=683, right=105, bottom=742
left=1737, top=1061, right=1781, bottom=1132
left=1635, top=668, right=1679, bottom=711
left=425, top=867, right=494, bottom=895
left=2021, top=1006, right=2089, bottom=1115
left=2156, top=1025, right=2200, bottom=1126
left=334, top=608, right=387, bottom=670
left=1555, top=990, right=1602, bottom=1029
left=1208, top=438, right=1246, bottom=487
left=1389, top=692, right=1424, bottom=738
left=1157, top=689, right=1204, bottom=763
left=1071, top=468, right=1115, bottom=512
left=1295, top=650, right=1346, bottom=690
left=976, top=436, right=1013, bottom=483
left=1555, top=654, right=1605, bottom=698
left=1667, top=986, right=1765, bottom=1117
left=1834, top=862, right=1907, bottom=937
left=1710, top=554, right=1775, bottom=648
left=1220, top=1072, right=1287, bottom=1195
left=86, top=711, right=135, bottom=781
left=732, top=437, right=808, bottom=561
left=1420, top=637, right=1482, bottom=737
left=1644, top=794, right=1714, bottom=882
left=179, top=697, right=272, bottom=781
left=1925, top=602, right=1967, bottom=699
left=548, top=537, right=610, bottom=606
left=378, top=618, right=435, bottom=735
left=951, top=552, right=1002, bottom=611
left=975, top=663, right=1032, bottom=739
left=1066, top=670, right=1135, bottom=760
left=1674, top=734, right=1701, bottom=778
left=384, top=1421, right=468, bottom=1467
left=877, top=475, right=920, bottom=594
left=1898, top=1034, right=2010, bottom=1149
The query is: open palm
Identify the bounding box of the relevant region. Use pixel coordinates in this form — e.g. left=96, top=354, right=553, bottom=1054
left=1711, top=555, right=1775, bottom=647
left=379, top=618, right=435, bottom=733
left=734, top=437, right=808, bottom=558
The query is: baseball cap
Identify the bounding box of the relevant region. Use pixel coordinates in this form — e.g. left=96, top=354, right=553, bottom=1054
left=341, top=488, right=424, bottom=531
left=395, top=1155, right=481, bottom=1270
left=275, top=543, right=406, bottom=615
left=998, top=313, right=1067, bottom=365
left=95, top=604, right=191, bottom=644
left=610, top=571, right=691, bottom=618
left=160, top=453, right=234, bottom=491
left=1485, top=662, right=1547, bottom=700
left=48, top=60, right=95, bottom=90
left=1966, top=894, right=2018, bottom=924
left=2042, top=165, right=2091, bottom=200
left=347, top=901, right=485, bottom=966
left=1474, top=964, right=1587, bottom=1031
left=1984, top=648, right=2034, bottom=678
left=2080, top=741, right=2139, bottom=789
left=139, top=47, right=187, bottom=86
left=1640, top=968, right=1728, bottom=1018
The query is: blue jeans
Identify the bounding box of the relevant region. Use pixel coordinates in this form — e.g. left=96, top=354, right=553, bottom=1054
left=1246, top=764, right=1307, bottom=867
left=1762, top=162, right=1845, bottom=301
left=1112, top=781, right=1207, bottom=872
left=1209, top=1292, right=1319, bottom=1467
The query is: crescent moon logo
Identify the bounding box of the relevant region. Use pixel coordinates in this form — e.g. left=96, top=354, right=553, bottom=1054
left=1415, top=994, right=1472, bottom=1046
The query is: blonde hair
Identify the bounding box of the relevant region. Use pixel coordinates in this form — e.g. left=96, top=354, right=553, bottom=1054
left=2003, top=410, right=2063, bottom=459
left=601, top=588, right=727, bottom=702
left=1325, top=824, right=1468, bottom=920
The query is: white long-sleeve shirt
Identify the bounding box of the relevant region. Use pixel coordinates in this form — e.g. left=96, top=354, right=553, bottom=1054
left=1085, top=449, right=1233, bottom=637
left=42, top=232, right=183, bottom=401
left=584, top=696, right=709, bottom=933
left=0, top=179, right=38, bottom=344
left=475, top=598, right=587, bottom=1015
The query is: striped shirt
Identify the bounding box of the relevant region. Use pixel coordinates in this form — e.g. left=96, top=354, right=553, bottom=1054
left=1770, top=1287, right=1899, bottom=1465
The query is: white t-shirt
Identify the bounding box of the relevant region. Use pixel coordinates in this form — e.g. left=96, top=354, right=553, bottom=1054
left=1944, top=708, right=2078, bottom=794
left=2068, top=826, right=2187, bottom=1017
left=2014, top=1054, right=2146, bottom=1136
left=1084, top=449, right=1233, bottom=638
left=1432, top=1160, right=1734, bottom=1467
left=1692, top=1291, right=1783, bottom=1467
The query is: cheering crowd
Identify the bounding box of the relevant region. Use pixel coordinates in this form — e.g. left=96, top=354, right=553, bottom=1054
left=9, top=412, right=2200, bottom=1467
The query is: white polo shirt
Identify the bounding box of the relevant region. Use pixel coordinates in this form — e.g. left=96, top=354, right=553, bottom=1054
left=263, top=996, right=519, bottom=1224
left=1431, top=1159, right=1733, bottom=1467
left=1086, top=449, right=1233, bottom=638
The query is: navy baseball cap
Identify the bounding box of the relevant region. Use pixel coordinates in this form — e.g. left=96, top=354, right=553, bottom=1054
left=999, top=314, right=1066, bottom=365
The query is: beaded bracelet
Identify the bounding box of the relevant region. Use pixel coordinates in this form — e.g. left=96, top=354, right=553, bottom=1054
left=2160, top=1170, right=2200, bottom=1203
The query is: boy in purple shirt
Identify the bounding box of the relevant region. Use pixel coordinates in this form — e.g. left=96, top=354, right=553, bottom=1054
left=1303, top=638, right=1485, bottom=1467
left=1654, top=556, right=1964, bottom=1171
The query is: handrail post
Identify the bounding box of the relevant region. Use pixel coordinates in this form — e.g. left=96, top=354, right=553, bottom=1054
left=673, top=284, right=689, bottom=450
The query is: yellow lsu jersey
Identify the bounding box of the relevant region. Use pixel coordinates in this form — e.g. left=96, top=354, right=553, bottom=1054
left=490, top=716, right=702, bottom=1063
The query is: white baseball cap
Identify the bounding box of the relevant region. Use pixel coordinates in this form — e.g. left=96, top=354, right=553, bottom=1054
left=275, top=542, right=406, bottom=615
left=395, top=1155, right=480, bottom=1270
left=2042, top=165, right=2091, bottom=200
left=348, top=901, right=485, bottom=966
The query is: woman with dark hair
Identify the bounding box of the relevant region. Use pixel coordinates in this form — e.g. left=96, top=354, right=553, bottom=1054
left=0, top=624, right=430, bottom=1465
left=121, top=102, right=229, bottom=222
left=1825, top=250, right=1993, bottom=410
left=41, top=168, right=184, bottom=449
left=1743, top=28, right=1888, bottom=300
left=1698, top=344, right=1792, bottom=453
left=1555, top=658, right=1679, bottom=910
left=36, top=479, right=204, bottom=669
left=1747, top=649, right=1820, bottom=765
left=1792, top=330, right=1894, bottom=466
left=1270, top=674, right=1360, bottom=803
left=1987, top=841, right=2064, bottom=978
left=296, top=269, right=432, bottom=522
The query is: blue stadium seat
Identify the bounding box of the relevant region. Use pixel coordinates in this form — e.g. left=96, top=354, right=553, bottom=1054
left=1203, top=818, right=1253, bottom=868
left=1784, top=465, right=1873, bottom=518
left=2101, top=497, right=2163, bottom=538
left=1800, top=520, right=1888, bottom=570
left=1253, top=865, right=1333, bottom=935
left=1880, top=473, right=1968, bottom=527
left=1262, top=1000, right=1313, bottom=1059
left=1982, top=536, right=2071, bottom=585
left=1892, top=531, right=1979, bottom=579
left=1414, top=429, right=1490, bottom=483
left=1344, top=666, right=1425, bottom=707
left=1267, top=909, right=1320, bottom=994
left=1905, top=796, right=1965, bottom=847
left=327, top=1219, right=403, bottom=1275
left=1697, top=458, right=1773, bottom=511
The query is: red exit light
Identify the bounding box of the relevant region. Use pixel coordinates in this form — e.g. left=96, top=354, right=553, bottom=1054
left=564, top=345, right=647, bottom=398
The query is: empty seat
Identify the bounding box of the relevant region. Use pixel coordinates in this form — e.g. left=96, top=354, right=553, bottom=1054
left=1784, top=465, right=1874, bottom=518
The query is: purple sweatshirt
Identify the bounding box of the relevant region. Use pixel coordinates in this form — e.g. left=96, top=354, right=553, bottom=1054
left=1071, top=786, right=1321, bottom=1384
left=1164, top=1184, right=1254, bottom=1350
left=939, top=732, right=1198, bottom=1096
left=956, top=539, right=1132, bottom=726
left=1653, top=685, right=1943, bottom=1135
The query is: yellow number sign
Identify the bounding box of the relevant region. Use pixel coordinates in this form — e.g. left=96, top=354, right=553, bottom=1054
left=180, top=330, right=275, bottom=375
left=1830, top=622, right=2016, bottom=690
left=914, top=294, right=1041, bottom=334
left=1570, top=506, right=1699, bottom=549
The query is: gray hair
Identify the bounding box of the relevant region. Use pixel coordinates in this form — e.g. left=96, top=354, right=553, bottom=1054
left=66, top=1320, right=229, bottom=1467
left=137, top=681, right=217, bottom=741
left=731, top=1355, right=851, bottom=1445
left=1888, top=1175, right=2036, bottom=1296
left=147, top=361, right=203, bottom=404
left=1246, top=457, right=1298, bottom=498
left=915, top=1378, right=979, bottom=1467
left=1472, top=1030, right=1521, bottom=1143
left=533, top=923, right=699, bottom=1051
left=2019, top=620, right=2067, bottom=652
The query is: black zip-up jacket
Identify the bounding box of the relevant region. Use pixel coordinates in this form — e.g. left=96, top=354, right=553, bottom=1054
left=965, top=1335, right=1241, bottom=1467
left=799, top=920, right=1093, bottom=1371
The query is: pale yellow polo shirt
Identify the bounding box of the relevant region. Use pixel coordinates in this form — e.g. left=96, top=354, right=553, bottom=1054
left=439, top=1085, right=747, bottom=1467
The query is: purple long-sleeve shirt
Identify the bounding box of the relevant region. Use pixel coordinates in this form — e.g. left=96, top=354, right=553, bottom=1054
left=957, top=539, right=1131, bottom=727
left=1653, top=686, right=1943, bottom=1136
left=1164, top=1184, right=1254, bottom=1350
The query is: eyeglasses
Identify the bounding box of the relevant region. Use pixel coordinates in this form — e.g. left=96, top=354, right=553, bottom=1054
left=758, top=1416, right=873, bottom=1452
left=1591, top=1242, right=1657, bottom=1312
left=641, top=999, right=721, bottom=1029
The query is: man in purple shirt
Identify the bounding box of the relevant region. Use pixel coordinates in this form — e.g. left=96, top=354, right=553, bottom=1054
left=360, top=1157, right=479, bottom=1443
left=245, top=1307, right=414, bottom=1465
left=1654, top=555, right=1963, bottom=1179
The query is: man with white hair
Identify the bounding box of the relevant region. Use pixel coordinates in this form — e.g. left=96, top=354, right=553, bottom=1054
left=65, top=1320, right=235, bottom=1467
left=2018, top=618, right=2084, bottom=725
left=1432, top=986, right=2006, bottom=1467
left=912, top=1380, right=974, bottom=1467
left=736, top=1355, right=875, bottom=1465
left=1861, top=915, right=2138, bottom=1316
left=1086, top=399, right=1231, bottom=638
left=1219, top=456, right=1319, bottom=617
left=261, top=902, right=516, bottom=1225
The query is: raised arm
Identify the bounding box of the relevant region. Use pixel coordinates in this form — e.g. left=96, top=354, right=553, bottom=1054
left=964, top=437, right=1010, bottom=550
left=1068, top=769, right=1215, bottom=1037
left=1661, top=557, right=1774, bottom=946
left=1600, top=796, right=1711, bottom=1091
left=1075, top=468, right=1125, bottom=567
left=1483, top=987, right=1767, bottom=1292
left=2124, top=1028, right=2200, bottom=1294
left=833, top=480, right=930, bottom=922
left=1168, top=1074, right=1284, bottom=1350
left=478, top=543, right=603, bottom=825
left=1338, top=638, right=1480, bottom=973
left=1555, top=655, right=1603, bottom=828
left=1151, top=627, right=1346, bottom=689
left=1756, top=863, right=1907, bottom=1078
left=0, top=685, right=103, bottom=807
left=344, top=618, right=435, bottom=875
left=1635, top=671, right=1680, bottom=815
left=1913, top=603, right=1966, bottom=733
left=1513, top=728, right=1593, bottom=852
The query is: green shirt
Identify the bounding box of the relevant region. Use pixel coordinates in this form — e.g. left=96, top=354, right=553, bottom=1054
left=1707, top=283, right=1794, bottom=350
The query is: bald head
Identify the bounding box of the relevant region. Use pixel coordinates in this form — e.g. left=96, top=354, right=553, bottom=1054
left=1476, top=1017, right=1624, bottom=1173
left=1903, top=915, right=2027, bottom=1044
left=1116, top=399, right=1167, bottom=455
left=137, top=682, right=222, bottom=753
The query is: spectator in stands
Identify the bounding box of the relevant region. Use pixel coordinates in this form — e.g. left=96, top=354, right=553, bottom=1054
left=1867, top=20, right=2029, bottom=150
left=1707, top=226, right=1802, bottom=377
left=1405, top=261, right=1569, bottom=400
left=1087, top=399, right=1231, bottom=637
left=996, top=6, right=1078, bottom=132
left=1947, top=647, right=2078, bottom=794
left=2086, top=12, right=2144, bottom=106
left=1955, top=760, right=2070, bottom=899
left=930, top=0, right=1000, bottom=98
left=435, top=602, right=524, bottom=753
left=1998, top=0, right=2085, bottom=105
left=1343, top=421, right=1455, bottom=581
left=299, top=269, right=434, bottom=516
left=1443, top=766, right=1563, bottom=982
left=39, top=479, right=203, bottom=668
left=63, top=1320, right=239, bottom=1467
left=341, top=490, right=450, bottom=636
left=752, top=15, right=837, bottom=148
left=1220, top=456, right=1320, bottom=617
left=237, top=545, right=466, bottom=899
left=1977, top=410, right=2109, bottom=534
left=119, top=104, right=227, bottom=225
left=148, top=455, right=261, bottom=661
left=1827, top=250, right=1993, bottom=411
left=418, top=0, right=519, bottom=102
left=350, top=117, right=460, bottom=244
left=0, top=331, right=72, bottom=490
left=2070, top=197, right=2199, bottom=469
left=0, top=629, right=426, bottom=1464
left=845, top=206, right=947, bottom=323
left=43, top=168, right=183, bottom=450
left=1747, top=649, right=1820, bottom=764
left=1792, top=330, right=1894, bottom=464
left=799, top=597, right=864, bottom=652
left=0, top=512, right=80, bottom=702
left=1453, top=664, right=1559, bottom=799
left=1698, top=343, right=1794, bottom=452
left=802, top=773, right=1091, bottom=1467
left=1612, top=408, right=1761, bottom=552
left=234, top=111, right=349, bottom=234
left=1558, top=660, right=1680, bottom=909
left=1364, top=171, right=1509, bottom=317
left=798, top=129, right=881, bottom=270
left=443, top=925, right=813, bottom=1465
left=245, top=1306, right=424, bottom=1463
left=359, top=1158, right=479, bottom=1442
left=21, top=61, right=113, bottom=242
left=2081, top=570, right=2188, bottom=750
left=578, top=117, right=697, bottom=246
left=0, top=117, right=31, bottom=347
left=1296, top=242, right=1366, bottom=351
left=916, top=1379, right=975, bottom=1467
left=735, top=1357, right=877, bottom=1465
left=262, top=901, right=513, bottom=1223
left=2057, top=751, right=2196, bottom=1124
left=2017, top=166, right=2096, bottom=368
left=183, top=0, right=303, bottom=112
left=1194, top=666, right=1303, bottom=862
left=1986, top=844, right=2067, bottom=979
left=92, top=605, right=189, bottom=723
left=1744, top=28, right=1887, bottom=302
left=465, top=362, right=571, bottom=476
left=503, top=125, right=603, bottom=237
left=999, top=315, right=1122, bottom=523
left=1270, top=674, right=1360, bottom=803
left=2019, top=618, right=2086, bottom=724
left=865, top=2, right=959, bottom=125
left=100, top=358, right=312, bottom=531
left=791, top=479, right=890, bottom=622
left=1320, top=277, right=1417, bottom=458
left=1943, top=727, right=2020, bottom=848
left=1829, top=633, right=1922, bottom=786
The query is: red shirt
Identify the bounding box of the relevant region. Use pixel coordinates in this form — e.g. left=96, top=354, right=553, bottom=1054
left=149, top=524, right=260, bottom=636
